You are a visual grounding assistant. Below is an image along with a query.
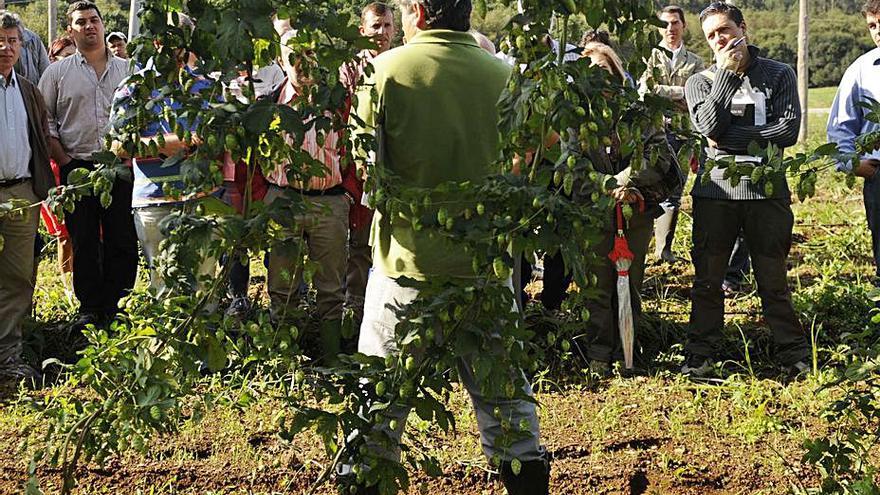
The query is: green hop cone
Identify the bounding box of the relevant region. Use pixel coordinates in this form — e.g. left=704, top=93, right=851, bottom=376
left=493, top=258, right=511, bottom=279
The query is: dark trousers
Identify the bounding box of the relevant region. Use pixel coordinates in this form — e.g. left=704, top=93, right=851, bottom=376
left=61, top=159, right=138, bottom=316
left=586, top=209, right=653, bottom=362
left=345, top=222, right=372, bottom=329
left=228, top=256, right=250, bottom=298
left=725, top=234, right=751, bottom=285
left=519, top=251, right=571, bottom=311
left=688, top=198, right=809, bottom=365
left=865, top=176, right=880, bottom=285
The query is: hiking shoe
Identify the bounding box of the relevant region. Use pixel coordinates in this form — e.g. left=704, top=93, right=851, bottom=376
left=785, top=360, right=811, bottom=376
left=588, top=359, right=611, bottom=377
left=66, top=313, right=103, bottom=333
left=225, top=296, right=251, bottom=319
left=658, top=249, right=679, bottom=264
left=0, top=355, right=42, bottom=382
left=681, top=356, right=713, bottom=377
left=721, top=280, right=742, bottom=298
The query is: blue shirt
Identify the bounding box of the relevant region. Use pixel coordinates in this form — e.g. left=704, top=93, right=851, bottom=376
left=827, top=47, right=880, bottom=171
left=110, top=65, right=220, bottom=207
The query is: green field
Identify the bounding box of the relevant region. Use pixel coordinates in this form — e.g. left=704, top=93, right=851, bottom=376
left=808, top=86, right=838, bottom=110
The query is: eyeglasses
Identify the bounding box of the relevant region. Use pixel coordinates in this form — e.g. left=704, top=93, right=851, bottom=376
left=0, top=37, right=21, bottom=47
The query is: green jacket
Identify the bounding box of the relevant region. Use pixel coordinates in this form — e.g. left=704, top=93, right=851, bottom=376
left=639, top=45, right=704, bottom=109
left=353, top=29, right=512, bottom=280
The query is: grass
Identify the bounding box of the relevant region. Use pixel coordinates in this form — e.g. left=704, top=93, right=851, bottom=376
left=808, top=86, right=838, bottom=110
left=1, top=135, right=877, bottom=493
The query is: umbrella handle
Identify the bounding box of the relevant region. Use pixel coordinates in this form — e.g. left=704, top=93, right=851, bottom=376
left=615, top=199, right=646, bottom=234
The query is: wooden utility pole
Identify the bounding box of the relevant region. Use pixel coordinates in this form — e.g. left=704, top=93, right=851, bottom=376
left=48, top=0, right=58, bottom=45
left=797, top=0, right=809, bottom=142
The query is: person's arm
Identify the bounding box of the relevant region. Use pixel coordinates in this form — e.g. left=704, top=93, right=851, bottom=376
left=613, top=126, right=674, bottom=191
left=685, top=68, right=743, bottom=140
left=827, top=63, right=873, bottom=175
left=654, top=53, right=706, bottom=110
left=38, top=66, right=72, bottom=166
left=350, top=74, right=379, bottom=181
left=112, top=133, right=193, bottom=158
left=717, top=65, right=801, bottom=150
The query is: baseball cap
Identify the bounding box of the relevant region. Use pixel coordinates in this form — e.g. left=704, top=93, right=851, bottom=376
left=106, top=32, right=127, bottom=43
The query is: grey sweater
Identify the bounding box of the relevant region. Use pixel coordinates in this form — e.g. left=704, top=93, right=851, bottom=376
left=685, top=46, right=801, bottom=200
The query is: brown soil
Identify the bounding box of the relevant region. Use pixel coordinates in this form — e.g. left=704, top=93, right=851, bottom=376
left=0, top=382, right=822, bottom=495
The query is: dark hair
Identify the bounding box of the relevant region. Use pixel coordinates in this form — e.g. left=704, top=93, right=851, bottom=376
left=67, top=1, right=102, bottom=24
left=699, top=1, right=744, bottom=25
left=397, top=0, right=471, bottom=32
left=863, top=0, right=880, bottom=15
left=0, top=10, right=23, bottom=37
left=362, top=2, right=392, bottom=24
left=580, top=29, right=610, bottom=47
left=660, top=5, right=686, bottom=25
left=49, top=35, right=75, bottom=61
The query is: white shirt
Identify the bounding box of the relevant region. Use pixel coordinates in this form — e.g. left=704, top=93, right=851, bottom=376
left=662, top=41, right=685, bottom=69
left=38, top=50, right=131, bottom=160
left=0, top=71, right=32, bottom=180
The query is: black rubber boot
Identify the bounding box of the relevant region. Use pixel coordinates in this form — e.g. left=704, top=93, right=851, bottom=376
left=500, top=453, right=551, bottom=495
left=319, top=319, right=343, bottom=366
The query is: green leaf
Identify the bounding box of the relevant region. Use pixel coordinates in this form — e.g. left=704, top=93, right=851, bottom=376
left=813, top=142, right=839, bottom=156
left=241, top=99, right=277, bottom=134
left=205, top=335, right=227, bottom=372
left=747, top=140, right=763, bottom=157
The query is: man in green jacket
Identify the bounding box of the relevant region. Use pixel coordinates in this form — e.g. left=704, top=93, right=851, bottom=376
left=347, top=0, right=549, bottom=493
left=639, top=4, right=704, bottom=263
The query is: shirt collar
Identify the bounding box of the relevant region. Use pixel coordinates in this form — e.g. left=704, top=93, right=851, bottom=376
left=406, top=29, right=481, bottom=48
left=0, top=70, right=18, bottom=88
left=73, top=48, right=112, bottom=65
left=661, top=41, right=685, bottom=55
left=870, top=46, right=880, bottom=65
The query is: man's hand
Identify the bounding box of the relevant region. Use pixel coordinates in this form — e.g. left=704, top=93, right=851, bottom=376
left=48, top=137, right=73, bottom=166
left=854, top=159, right=880, bottom=179
left=717, top=37, right=747, bottom=73
left=610, top=186, right=644, bottom=204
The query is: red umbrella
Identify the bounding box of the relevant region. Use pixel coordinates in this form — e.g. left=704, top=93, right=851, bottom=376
left=608, top=202, right=635, bottom=369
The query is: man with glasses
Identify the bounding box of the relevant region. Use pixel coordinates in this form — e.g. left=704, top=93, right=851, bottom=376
left=0, top=11, right=53, bottom=384
left=682, top=2, right=809, bottom=377
left=827, top=0, right=880, bottom=288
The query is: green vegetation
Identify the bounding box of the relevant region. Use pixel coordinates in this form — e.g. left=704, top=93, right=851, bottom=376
left=1, top=1, right=880, bottom=495
left=809, top=87, right=839, bottom=110
left=3, top=138, right=879, bottom=493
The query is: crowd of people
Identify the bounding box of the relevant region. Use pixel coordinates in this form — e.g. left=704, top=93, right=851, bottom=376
left=1, top=0, right=880, bottom=492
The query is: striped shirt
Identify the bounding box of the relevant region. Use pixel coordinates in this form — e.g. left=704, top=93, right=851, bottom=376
left=38, top=50, right=131, bottom=160
left=685, top=46, right=801, bottom=200
left=267, top=80, right=343, bottom=191
left=110, top=65, right=225, bottom=207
